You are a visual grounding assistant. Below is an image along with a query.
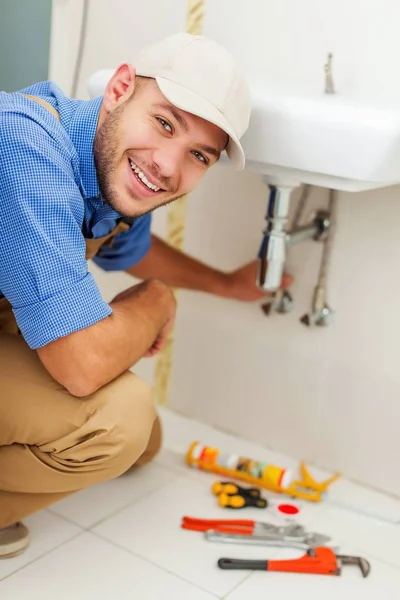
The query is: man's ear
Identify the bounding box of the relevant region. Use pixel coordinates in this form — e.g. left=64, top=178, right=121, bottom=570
left=102, top=64, right=136, bottom=113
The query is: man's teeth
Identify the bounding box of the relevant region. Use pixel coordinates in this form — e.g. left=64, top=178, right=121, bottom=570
left=129, top=159, right=161, bottom=192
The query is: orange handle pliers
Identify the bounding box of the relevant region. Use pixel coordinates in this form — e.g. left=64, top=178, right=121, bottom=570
left=181, top=516, right=273, bottom=536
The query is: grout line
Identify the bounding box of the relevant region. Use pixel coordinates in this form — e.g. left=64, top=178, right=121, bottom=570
left=91, top=530, right=220, bottom=598
left=0, top=530, right=85, bottom=583
left=47, top=466, right=184, bottom=531
left=85, top=476, right=181, bottom=530
left=46, top=508, right=89, bottom=529
left=221, top=570, right=253, bottom=599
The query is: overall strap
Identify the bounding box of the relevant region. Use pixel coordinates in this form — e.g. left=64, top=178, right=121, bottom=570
left=22, top=94, right=60, bottom=121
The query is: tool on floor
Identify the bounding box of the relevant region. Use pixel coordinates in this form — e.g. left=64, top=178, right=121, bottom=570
left=181, top=517, right=331, bottom=547
left=217, top=492, right=268, bottom=509
left=212, top=481, right=268, bottom=509
left=212, top=481, right=261, bottom=498
left=204, top=531, right=337, bottom=553
left=186, top=442, right=340, bottom=502
left=218, top=546, right=371, bottom=578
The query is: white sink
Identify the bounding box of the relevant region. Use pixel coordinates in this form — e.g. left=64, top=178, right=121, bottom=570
left=88, top=71, right=400, bottom=193
left=240, top=80, right=400, bottom=192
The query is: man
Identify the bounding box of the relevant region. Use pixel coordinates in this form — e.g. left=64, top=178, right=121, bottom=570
left=0, top=33, right=290, bottom=558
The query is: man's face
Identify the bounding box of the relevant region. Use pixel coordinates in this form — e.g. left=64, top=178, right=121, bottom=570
left=94, top=76, right=228, bottom=218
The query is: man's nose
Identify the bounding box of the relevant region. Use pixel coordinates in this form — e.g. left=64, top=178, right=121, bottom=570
left=152, top=144, right=183, bottom=181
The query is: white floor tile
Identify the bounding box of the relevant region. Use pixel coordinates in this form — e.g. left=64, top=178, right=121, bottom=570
left=306, top=465, right=400, bottom=525
left=93, top=476, right=297, bottom=597
left=0, top=510, right=81, bottom=581
left=225, top=546, right=400, bottom=600
left=311, top=506, right=400, bottom=569
left=49, top=462, right=177, bottom=528
left=0, top=532, right=217, bottom=599
left=327, top=482, right=400, bottom=525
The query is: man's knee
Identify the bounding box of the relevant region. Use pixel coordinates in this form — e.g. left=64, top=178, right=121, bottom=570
left=95, top=371, right=157, bottom=478
left=0, top=334, right=158, bottom=496
left=131, top=415, right=162, bottom=469
left=35, top=370, right=157, bottom=484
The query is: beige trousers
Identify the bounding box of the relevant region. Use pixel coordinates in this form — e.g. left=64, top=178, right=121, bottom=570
left=0, top=328, right=161, bottom=528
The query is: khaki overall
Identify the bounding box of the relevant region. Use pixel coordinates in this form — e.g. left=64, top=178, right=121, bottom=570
left=0, top=96, right=161, bottom=528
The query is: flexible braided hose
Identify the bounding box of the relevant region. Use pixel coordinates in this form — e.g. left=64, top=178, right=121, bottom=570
left=317, top=188, right=337, bottom=289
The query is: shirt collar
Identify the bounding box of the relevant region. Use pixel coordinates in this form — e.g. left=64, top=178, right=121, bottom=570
left=67, top=97, right=103, bottom=199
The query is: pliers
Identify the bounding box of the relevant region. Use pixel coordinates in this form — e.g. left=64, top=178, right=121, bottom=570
left=181, top=517, right=331, bottom=547
left=181, top=516, right=282, bottom=535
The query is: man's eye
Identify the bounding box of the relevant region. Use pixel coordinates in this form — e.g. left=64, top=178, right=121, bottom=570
left=156, top=118, right=172, bottom=133
left=192, top=150, right=208, bottom=164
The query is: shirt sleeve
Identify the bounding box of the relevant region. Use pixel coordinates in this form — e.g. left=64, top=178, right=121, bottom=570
left=0, top=111, right=112, bottom=349
left=92, top=213, right=152, bottom=271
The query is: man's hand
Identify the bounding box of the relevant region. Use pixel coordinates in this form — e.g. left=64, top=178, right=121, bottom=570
left=223, top=260, right=294, bottom=302
left=127, top=236, right=294, bottom=304
left=142, top=312, right=175, bottom=357
left=111, top=281, right=176, bottom=358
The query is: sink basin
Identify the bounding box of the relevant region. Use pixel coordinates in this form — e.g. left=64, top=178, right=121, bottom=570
left=88, top=70, right=400, bottom=192
left=240, top=79, right=400, bottom=192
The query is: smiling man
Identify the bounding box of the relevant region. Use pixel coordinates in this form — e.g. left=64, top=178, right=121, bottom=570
left=95, top=76, right=229, bottom=216
left=0, top=33, right=290, bottom=558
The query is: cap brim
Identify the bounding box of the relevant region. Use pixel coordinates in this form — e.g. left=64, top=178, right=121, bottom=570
left=155, top=77, right=245, bottom=170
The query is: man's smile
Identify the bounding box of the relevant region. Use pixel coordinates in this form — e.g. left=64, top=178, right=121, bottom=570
left=128, top=158, right=164, bottom=196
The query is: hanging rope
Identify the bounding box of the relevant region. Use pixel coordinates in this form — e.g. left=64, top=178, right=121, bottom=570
left=153, top=0, right=206, bottom=406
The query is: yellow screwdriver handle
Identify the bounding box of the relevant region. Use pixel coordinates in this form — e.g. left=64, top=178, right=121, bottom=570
left=212, top=482, right=235, bottom=496
left=212, top=481, right=261, bottom=498
left=218, top=493, right=268, bottom=509
left=218, top=493, right=246, bottom=508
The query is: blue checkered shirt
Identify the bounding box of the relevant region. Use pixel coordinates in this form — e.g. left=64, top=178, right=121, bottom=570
left=0, top=81, right=152, bottom=349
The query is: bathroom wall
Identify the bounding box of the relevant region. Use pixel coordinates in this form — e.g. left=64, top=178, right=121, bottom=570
left=0, top=0, right=52, bottom=92
left=50, top=0, right=400, bottom=497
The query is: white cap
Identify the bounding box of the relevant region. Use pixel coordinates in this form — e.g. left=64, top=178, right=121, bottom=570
left=134, top=33, right=251, bottom=170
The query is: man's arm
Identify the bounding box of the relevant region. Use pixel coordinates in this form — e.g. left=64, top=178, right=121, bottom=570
left=37, top=279, right=175, bottom=398
left=127, top=234, right=293, bottom=302
left=127, top=234, right=228, bottom=296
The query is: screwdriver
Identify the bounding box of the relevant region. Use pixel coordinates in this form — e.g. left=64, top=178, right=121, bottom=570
left=212, top=481, right=268, bottom=509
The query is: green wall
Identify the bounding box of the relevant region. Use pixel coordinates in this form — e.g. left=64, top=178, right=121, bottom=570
left=0, top=0, right=52, bottom=92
